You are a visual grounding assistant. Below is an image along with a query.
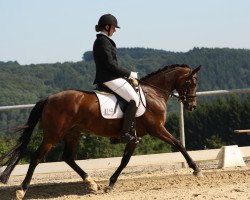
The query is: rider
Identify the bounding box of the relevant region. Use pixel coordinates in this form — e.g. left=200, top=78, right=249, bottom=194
left=93, top=14, right=139, bottom=143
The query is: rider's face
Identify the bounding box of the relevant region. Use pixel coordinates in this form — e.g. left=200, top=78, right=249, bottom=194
left=108, top=25, right=116, bottom=37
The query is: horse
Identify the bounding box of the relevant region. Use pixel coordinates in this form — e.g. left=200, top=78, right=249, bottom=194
left=0, top=64, right=202, bottom=199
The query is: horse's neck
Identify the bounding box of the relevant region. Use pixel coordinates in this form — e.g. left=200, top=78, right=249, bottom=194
left=145, top=71, right=176, bottom=96
left=142, top=67, right=190, bottom=100
left=141, top=74, right=174, bottom=110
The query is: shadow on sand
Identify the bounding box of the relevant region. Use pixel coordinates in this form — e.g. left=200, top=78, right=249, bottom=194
left=0, top=180, right=107, bottom=199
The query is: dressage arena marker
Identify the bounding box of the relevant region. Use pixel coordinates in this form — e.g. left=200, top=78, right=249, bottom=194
left=217, top=145, right=246, bottom=168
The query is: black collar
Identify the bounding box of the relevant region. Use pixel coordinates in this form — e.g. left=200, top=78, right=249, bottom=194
left=96, top=34, right=116, bottom=47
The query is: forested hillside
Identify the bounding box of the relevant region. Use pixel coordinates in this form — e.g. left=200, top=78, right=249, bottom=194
left=1, top=47, right=250, bottom=130
left=0, top=47, right=250, bottom=162
left=1, top=47, right=250, bottom=106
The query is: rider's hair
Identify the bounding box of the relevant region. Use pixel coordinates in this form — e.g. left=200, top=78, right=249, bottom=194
left=95, top=24, right=111, bottom=32
left=95, top=25, right=102, bottom=32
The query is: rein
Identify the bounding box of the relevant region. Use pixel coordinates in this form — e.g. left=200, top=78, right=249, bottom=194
left=138, top=79, right=169, bottom=98
left=139, top=79, right=181, bottom=101
left=138, top=67, right=180, bottom=99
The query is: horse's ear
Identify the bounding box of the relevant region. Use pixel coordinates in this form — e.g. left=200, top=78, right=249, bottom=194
left=189, top=65, right=202, bottom=77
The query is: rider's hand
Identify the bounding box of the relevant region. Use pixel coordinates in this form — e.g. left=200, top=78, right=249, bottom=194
left=131, top=78, right=139, bottom=87
left=129, top=71, right=138, bottom=79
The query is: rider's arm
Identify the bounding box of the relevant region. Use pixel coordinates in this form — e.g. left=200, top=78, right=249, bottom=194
left=98, top=38, right=131, bottom=78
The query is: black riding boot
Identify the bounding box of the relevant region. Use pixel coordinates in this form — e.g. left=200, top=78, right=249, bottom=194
left=119, top=100, right=137, bottom=143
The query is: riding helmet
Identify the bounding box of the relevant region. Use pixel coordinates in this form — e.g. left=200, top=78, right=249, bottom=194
left=97, top=14, right=120, bottom=28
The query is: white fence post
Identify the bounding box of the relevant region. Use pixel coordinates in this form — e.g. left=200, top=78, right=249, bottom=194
left=179, top=102, right=187, bottom=168
left=179, top=102, right=185, bottom=147
left=176, top=87, right=250, bottom=148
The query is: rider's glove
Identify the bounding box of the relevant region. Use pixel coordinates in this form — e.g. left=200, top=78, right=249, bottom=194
left=131, top=78, right=139, bottom=87
left=129, top=71, right=138, bottom=79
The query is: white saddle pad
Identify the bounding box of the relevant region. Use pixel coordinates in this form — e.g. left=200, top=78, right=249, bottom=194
left=95, top=86, right=146, bottom=119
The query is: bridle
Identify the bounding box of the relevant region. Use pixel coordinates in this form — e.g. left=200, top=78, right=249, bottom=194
left=171, top=75, right=197, bottom=102
left=139, top=68, right=198, bottom=103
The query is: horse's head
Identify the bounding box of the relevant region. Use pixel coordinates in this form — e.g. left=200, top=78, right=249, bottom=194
left=175, top=66, right=201, bottom=111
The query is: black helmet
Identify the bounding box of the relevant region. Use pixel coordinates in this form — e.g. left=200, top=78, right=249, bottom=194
left=97, top=14, right=120, bottom=28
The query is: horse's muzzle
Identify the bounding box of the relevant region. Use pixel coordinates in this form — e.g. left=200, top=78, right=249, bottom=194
left=190, top=105, right=197, bottom=111
left=184, top=102, right=197, bottom=111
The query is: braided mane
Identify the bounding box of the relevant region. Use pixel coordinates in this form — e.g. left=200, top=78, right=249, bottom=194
left=140, top=64, right=190, bottom=81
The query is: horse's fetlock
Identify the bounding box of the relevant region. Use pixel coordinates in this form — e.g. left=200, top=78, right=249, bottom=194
left=110, top=176, right=117, bottom=184
left=104, top=185, right=113, bottom=193
left=193, top=170, right=203, bottom=178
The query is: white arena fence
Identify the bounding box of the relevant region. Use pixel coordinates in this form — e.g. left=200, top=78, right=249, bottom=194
left=0, top=88, right=250, bottom=175
left=178, top=88, right=250, bottom=147
left=0, top=88, right=250, bottom=147
left=0, top=146, right=249, bottom=176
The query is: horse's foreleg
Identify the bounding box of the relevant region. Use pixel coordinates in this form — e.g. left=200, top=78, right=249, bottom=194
left=105, top=141, right=138, bottom=192
left=16, top=141, right=53, bottom=200
left=62, top=133, right=99, bottom=192
left=152, top=125, right=202, bottom=177
left=172, top=139, right=202, bottom=176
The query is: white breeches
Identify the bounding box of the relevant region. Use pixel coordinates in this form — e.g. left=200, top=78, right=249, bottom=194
left=103, top=78, right=140, bottom=107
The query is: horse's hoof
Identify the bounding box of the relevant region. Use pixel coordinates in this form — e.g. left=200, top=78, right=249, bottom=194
left=16, top=189, right=25, bottom=200
left=193, top=170, right=203, bottom=178
left=88, top=182, right=99, bottom=193
left=85, top=176, right=99, bottom=192
left=104, top=186, right=113, bottom=193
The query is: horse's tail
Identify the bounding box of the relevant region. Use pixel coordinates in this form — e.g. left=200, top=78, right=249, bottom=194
left=0, top=98, right=47, bottom=184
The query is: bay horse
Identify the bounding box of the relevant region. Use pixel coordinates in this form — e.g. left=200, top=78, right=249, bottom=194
left=0, top=64, right=202, bottom=199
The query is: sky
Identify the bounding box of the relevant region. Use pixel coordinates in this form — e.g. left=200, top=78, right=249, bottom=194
left=0, top=0, right=250, bottom=65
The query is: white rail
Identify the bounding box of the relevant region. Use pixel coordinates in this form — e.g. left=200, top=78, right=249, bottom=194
left=178, top=88, right=250, bottom=147
left=234, top=129, right=250, bottom=136
left=0, top=88, right=250, bottom=147
left=234, top=129, right=250, bottom=133
left=0, top=104, right=35, bottom=111
left=196, top=88, right=250, bottom=96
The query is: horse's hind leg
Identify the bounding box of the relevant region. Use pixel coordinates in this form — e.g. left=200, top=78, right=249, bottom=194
left=152, top=125, right=202, bottom=177
left=62, top=133, right=99, bottom=192
left=16, top=140, right=54, bottom=200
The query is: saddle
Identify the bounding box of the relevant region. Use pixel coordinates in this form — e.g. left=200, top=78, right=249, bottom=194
left=94, top=84, right=146, bottom=119
left=96, top=84, right=128, bottom=112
